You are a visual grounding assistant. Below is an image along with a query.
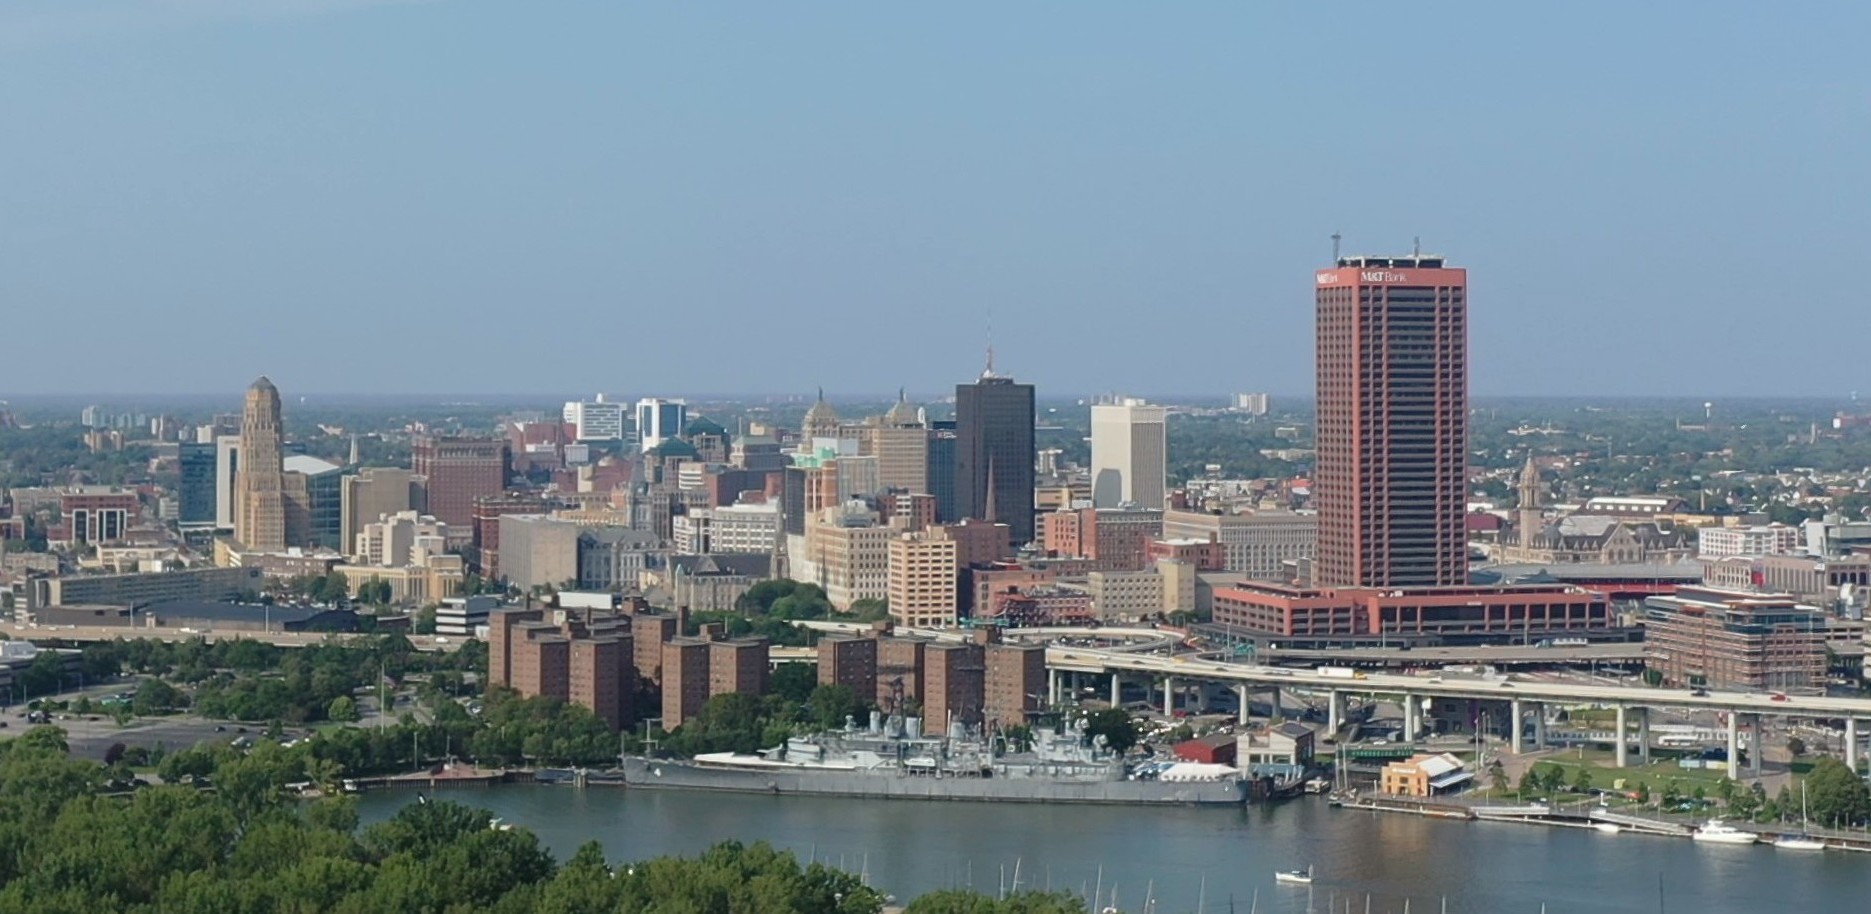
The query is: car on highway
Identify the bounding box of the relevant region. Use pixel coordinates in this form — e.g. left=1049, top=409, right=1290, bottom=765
left=1690, top=689, right=1710, bottom=697
left=1771, top=693, right=1790, bottom=702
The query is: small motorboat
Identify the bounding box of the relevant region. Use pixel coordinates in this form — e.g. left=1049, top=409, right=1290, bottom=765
left=1593, top=823, right=1621, bottom=835
left=1275, top=866, right=1314, bottom=885
left=1691, top=819, right=1759, bottom=845
left=1773, top=834, right=1826, bottom=851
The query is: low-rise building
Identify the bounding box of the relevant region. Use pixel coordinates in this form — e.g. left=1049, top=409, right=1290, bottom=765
left=1235, top=722, right=1315, bottom=768
left=1643, top=586, right=1828, bottom=693
left=1380, top=752, right=1471, bottom=797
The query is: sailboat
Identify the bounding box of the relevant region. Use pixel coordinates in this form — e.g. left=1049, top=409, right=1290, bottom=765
left=1774, top=783, right=1828, bottom=851
left=1274, top=865, right=1313, bottom=885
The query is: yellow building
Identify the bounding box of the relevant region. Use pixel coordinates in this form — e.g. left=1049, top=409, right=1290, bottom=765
left=1379, top=753, right=1470, bottom=798
left=888, top=533, right=959, bottom=628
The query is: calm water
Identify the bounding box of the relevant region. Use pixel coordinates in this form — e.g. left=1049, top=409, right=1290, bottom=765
left=358, top=787, right=1871, bottom=914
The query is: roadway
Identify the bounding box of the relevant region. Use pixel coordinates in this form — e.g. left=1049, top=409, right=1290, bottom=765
left=1247, top=643, right=1648, bottom=666
left=0, top=623, right=459, bottom=652
left=1045, top=646, right=1871, bottom=718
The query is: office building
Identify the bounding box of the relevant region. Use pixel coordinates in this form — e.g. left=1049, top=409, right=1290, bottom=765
left=178, top=442, right=218, bottom=527
left=56, top=486, right=138, bottom=546
left=412, top=434, right=507, bottom=529
left=803, top=391, right=842, bottom=441
left=1697, top=524, right=1802, bottom=559
left=1644, top=586, right=1827, bottom=693
left=709, top=638, right=770, bottom=697
left=25, top=565, right=263, bottom=610
left=661, top=638, right=712, bottom=728
left=955, top=366, right=1036, bottom=546
left=214, top=434, right=242, bottom=531
left=235, top=377, right=288, bottom=552
left=497, top=515, right=582, bottom=591
left=927, top=420, right=959, bottom=523
left=352, top=510, right=449, bottom=567
left=1162, top=509, right=1316, bottom=580
left=1045, top=506, right=1163, bottom=572
left=564, top=395, right=627, bottom=442
left=1210, top=581, right=1611, bottom=646
left=1315, top=254, right=1467, bottom=587
left=636, top=398, right=688, bottom=453
left=341, top=468, right=425, bottom=557
left=818, top=635, right=878, bottom=696
left=888, top=532, right=960, bottom=628
left=282, top=455, right=343, bottom=550
left=1233, top=393, right=1272, bottom=415
left=673, top=501, right=782, bottom=555
left=984, top=643, right=1047, bottom=728
left=807, top=505, right=893, bottom=611
left=1090, top=398, right=1167, bottom=509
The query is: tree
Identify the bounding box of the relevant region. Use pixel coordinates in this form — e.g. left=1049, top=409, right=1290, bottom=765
left=807, top=684, right=868, bottom=732
left=1634, top=780, right=1650, bottom=805
left=1571, top=767, right=1593, bottom=795
left=1786, top=735, right=1806, bottom=757
left=1486, top=758, right=1508, bottom=793
left=1516, top=769, right=1537, bottom=796
left=132, top=679, right=183, bottom=715
left=770, top=663, right=818, bottom=705
left=327, top=696, right=360, bottom=722
left=1642, top=669, right=1664, bottom=687
left=1805, top=757, right=1871, bottom=827
left=1077, top=708, right=1140, bottom=755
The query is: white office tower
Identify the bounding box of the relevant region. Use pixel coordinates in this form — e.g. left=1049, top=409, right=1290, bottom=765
left=564, top=394, right=626, bottom=442
left=1090, top=398, right=1167, bottom=509
left=636, top=398, right=689, bottom=453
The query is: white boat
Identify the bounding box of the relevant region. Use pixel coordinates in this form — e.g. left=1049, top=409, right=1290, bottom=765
left=1773, top=835, right=1826, bottom=850
left=1692, top=819, right=1759, bottom=845
left=1593, top=823, right=1622, bottom=834
left=1274, top=866, right=1313, bottom=885
left=1775, top=783, right=1828, bottom=850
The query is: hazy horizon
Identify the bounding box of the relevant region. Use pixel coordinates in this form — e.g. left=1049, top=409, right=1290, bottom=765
left=4, top=3, right=1866, bottom=397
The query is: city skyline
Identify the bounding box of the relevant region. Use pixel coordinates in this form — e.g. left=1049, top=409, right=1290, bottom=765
left=5, top=4, right=1869, bottom=397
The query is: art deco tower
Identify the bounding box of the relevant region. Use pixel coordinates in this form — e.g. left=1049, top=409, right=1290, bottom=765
left=234, top=376, right=288, bottom=551
left=1314, top=254, right=1468, bottom=588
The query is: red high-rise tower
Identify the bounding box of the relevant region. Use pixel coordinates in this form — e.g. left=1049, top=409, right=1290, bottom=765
left=1314, top=254, right=1468, bottom=588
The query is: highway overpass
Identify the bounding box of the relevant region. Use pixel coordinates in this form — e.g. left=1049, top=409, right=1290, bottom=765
left=0, top=622, right=460, bottom=653
left=1045, top=645, right=1871, bottom=779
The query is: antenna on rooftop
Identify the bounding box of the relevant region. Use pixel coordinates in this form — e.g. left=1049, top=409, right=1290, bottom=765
left=983, top=310, right=997, bottom=379
left=1331, top=232, right=1342, bottom=262
left=1412, top=236, right=1421, bottom=257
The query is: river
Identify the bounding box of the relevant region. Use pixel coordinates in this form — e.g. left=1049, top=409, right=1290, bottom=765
left=358, top=786, right=1871, bottom=913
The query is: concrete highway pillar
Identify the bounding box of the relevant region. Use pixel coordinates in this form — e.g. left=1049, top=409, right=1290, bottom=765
left=1236, top=684, right=1249, bottom=726
left=1532, top=702, right=1546, bottom=750
left=1163, top=677, right=1176, bottom=715
left=1750, top=715, right=1764, bottom=779
left=1726, top=712, right=1740, bottom=782
left=1269, top=686, right=1283, bottom=721
left=1614, top=704, right=1628, bottom=768
left=1848, top=718, right=1860, bottom=773
left=1638, top=707, right=1651, bottom=766
left=1109, top=673, right=1121, bottom=708
left=1510, top=698, right=1524, bottom=755
left=1048, top=669, right=1060, bottom=707
left=1327, top=690, right=1342, bottom=734
left=1403, top=692, right=1417, bottom=741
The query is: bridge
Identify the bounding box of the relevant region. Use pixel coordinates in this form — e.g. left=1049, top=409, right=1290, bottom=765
left=1246, top=643, right=1648, bottom=667
left=1044, top=646, right=1871, bottom=780
left=0, top=622, right=460, bottom=653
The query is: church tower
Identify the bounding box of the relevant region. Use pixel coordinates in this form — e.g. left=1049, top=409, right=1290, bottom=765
left=1516, top=455, right=1542, bottom=548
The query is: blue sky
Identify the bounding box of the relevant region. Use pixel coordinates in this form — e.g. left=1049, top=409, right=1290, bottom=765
left=3, top=2, right=1866, bottom=398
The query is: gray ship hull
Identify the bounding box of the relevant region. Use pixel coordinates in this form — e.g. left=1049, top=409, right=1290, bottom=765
left=621, top=758, right=1246, bottom=806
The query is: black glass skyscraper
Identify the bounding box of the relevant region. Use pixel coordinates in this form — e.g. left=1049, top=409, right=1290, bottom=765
left=954, top=371, right=1035, bottom=546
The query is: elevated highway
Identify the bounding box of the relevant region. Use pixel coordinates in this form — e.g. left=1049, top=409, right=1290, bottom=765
left=1045, top=645, right=1871, bottom=778
left=0, top=622, right=459, bottom=653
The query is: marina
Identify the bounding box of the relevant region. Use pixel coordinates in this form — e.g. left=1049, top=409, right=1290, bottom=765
left=357, top=786, right=1871, bottom=913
